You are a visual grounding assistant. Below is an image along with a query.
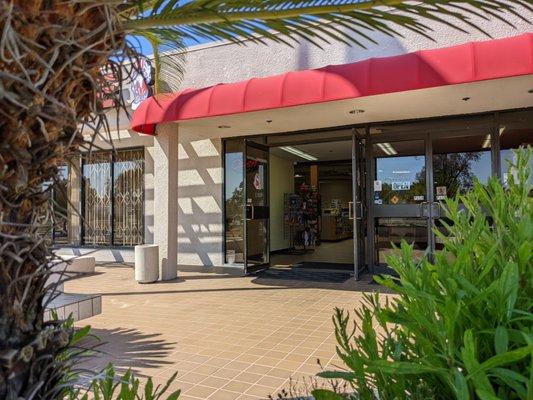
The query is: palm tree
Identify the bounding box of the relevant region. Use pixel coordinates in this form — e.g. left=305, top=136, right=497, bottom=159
left=0, top=1, right=529, bottom=398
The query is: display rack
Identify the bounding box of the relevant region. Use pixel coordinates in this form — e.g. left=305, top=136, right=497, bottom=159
left=283, top=185, right=320, bottom=254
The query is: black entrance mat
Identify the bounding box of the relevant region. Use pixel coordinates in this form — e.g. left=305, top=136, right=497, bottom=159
left=257, top=268, right=351, bottom=283
left=294, top=262, right=354, bottom=272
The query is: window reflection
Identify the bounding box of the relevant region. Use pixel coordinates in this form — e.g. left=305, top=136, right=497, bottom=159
left=83, top=149, right=144, bottom=246
left=500, top=110, right=533, bottom=187
left=432, top=134, right=492, bottom=200
left=224, top=140, right=244, bottom=264
left=83, top=152, right=112, bottom=245
left=373, top=140, right=426, bottom=205
left=113, top=149, right=144, bottom=246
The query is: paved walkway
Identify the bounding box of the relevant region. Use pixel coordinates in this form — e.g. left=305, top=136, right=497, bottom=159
left=67, top=265, right=390, bottom=400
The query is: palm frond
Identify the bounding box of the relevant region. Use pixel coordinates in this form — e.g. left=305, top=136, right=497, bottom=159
left=126, top=0, right=532, bottom=48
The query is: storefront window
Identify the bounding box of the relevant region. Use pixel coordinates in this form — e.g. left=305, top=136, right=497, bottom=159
left=224, top=140, right=244, bottom=263
left=82, top=149, right=144, bottom=246
left=500, top=110, right=533, bottom=187
left=373, top=140, right=426, bottom=205
left=113, top=149, right=144, bottom=246
left=432, top=132, right=492, bottom=200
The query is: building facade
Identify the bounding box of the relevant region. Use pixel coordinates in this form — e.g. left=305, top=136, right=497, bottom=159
left=56, top=11, right=533, bottom=280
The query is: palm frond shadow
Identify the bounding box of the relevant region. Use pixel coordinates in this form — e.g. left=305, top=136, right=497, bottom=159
left=77, top=327, right=176, bottom=379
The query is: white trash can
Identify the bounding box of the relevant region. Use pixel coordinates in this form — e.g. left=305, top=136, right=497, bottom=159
left=135, top=245, right=159, bottom=283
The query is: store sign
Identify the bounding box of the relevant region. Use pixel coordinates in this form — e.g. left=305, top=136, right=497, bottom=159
left=130, top=58, right=154, bottom=110
left=392, top=181, right=411, bottom=191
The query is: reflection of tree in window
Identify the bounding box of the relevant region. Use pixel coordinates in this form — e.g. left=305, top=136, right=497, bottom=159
left=226, top=181, right=244, bottom=227
left=433, top=152, right=481, bottom=198
left=380, top=173, right=426, bottom=204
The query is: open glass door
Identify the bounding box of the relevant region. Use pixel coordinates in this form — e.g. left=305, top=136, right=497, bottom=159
left=244, top=142, right=270, bottom=273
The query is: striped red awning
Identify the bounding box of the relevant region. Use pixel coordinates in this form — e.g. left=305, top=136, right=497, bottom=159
left=131, top=33, right=533, bottom=135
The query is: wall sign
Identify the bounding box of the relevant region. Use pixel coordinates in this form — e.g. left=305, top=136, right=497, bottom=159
left=374, top=180, right=382, bottom=192
left=130, top=58, right=154, bottom=110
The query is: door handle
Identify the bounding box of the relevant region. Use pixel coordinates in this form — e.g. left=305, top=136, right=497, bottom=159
left=430, top=202, right=441, bottom=219
left=246, top=205, right=254, bottom=220
left=419, top=201, right=429, bottom=217
left=348, top=201, right=354, bottom=220
left=356, top=201, right=363, bottom=220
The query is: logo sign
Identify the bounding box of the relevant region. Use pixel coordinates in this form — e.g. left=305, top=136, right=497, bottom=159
left=374, top=180, right=382, bottom=192
left=390, top=195, right=400, bottom=205
left=392, top=181, right=411, bottom=191
left=130, top=58, right=154, bottom=110
left=253, top=173, right=263, bottom=190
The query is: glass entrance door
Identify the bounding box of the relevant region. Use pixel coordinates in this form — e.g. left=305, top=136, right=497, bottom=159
left=244, top=142, right=270, bottom=273
left=370, top=138, right=431, bottom=268
left=369, top=125, right=497, bottom=269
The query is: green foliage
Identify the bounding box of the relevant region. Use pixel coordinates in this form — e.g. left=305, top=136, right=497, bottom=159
left=70, top=364, right=180, bottom=400
left=313, top=148, right=533, bottom=400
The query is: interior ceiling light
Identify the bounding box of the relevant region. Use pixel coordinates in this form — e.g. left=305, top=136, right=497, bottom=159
left=280, top=146, right=318, bottom=161
left=482, top=134, right=491, bottom=149
left=377, top=142, right=398, bottom=156
left=349, top=109, right=365, bottom=114
left=218, top=125, right=231, bottom=129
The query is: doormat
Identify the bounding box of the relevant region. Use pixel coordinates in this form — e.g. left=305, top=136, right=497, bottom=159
left=256, top=269, right=351, bottom=283
left=294, top=262, right=354, bottom=272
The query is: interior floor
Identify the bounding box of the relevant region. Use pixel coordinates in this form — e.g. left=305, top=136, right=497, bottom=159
left=270, top=239, right=355, bottom=268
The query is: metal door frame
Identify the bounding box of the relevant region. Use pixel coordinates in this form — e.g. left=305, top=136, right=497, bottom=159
left=243, top=140, right=270, bottom=274
left=351, top=129, right=367, bottom=280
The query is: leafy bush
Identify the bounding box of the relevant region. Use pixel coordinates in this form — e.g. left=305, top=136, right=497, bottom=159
left=67, top=364, right=180, bottom=400
left=314, top=148, right=533, bottom=400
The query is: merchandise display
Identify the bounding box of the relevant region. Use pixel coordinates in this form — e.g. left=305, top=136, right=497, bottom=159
left=283, top=184, right=320, bottom=253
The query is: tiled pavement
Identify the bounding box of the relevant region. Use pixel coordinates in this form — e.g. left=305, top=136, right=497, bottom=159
left=66, top=265, right=391, bottom=399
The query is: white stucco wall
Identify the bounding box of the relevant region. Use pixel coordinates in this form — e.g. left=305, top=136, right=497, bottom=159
left=176, top=130, right=224, bottom=266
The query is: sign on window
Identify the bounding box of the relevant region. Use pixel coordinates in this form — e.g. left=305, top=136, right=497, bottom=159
left=391, top=181, right=411, bottom=191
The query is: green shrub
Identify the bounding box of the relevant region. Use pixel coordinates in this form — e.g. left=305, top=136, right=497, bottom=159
left=314, top=148, right=533, bottom=400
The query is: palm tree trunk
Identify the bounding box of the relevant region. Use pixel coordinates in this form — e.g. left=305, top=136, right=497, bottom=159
left=0, top=1, right=128, bottom=398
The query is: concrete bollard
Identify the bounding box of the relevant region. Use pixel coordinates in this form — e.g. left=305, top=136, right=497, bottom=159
left=135, top=245, right=159, bottom=283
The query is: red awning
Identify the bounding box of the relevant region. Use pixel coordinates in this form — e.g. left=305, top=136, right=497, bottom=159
left=131, top=33, right=533, bottom=135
